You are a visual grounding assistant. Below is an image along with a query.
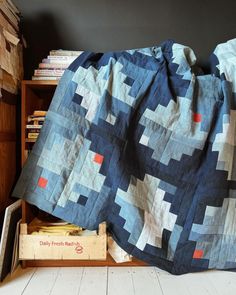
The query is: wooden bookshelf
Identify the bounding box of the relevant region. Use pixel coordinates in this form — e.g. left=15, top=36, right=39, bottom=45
left=21, top=80, right=58, bottom=251
left=21, top=80, right=146, bottom=267
left=21, top=80, right=57, bottom=167
left=0, top=96, right=17, bottom=214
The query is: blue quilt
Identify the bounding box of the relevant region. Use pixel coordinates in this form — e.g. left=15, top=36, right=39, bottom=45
left=13, top=39, right=236, bottom=274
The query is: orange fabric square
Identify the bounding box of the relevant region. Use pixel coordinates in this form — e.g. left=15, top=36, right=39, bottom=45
left=38, top=177, right=48, bottom=188
left=94, top=153, right=104, bottom=164
left=193, top=249, right=204, bottom=259
left=193, top=113, right=202, bottom=123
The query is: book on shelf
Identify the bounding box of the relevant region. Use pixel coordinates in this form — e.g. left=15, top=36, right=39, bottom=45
left=42, top=58, right=76, bottom=64
left=34, top=69, right=65, bottom=77
left=47, top=55, right=77, bottom=61
left=33, top=110, right=47, bottom=116
left=27, top=115, right=45, bottom=122
left=27, top=120, right=44, bottom=126
left=25, top=138, right=37, bottom=143
left=32, top=76, right=60, bottom=81
left=26, top=124, right=42, bottom=129
left=26, top=128, right=41, bottom=134
left=26, top=110, right=46, bottom=142
left=39, top=63, right=69, bottom=69
left=28, top=133, right=39, bottom=139
left=49, top=49, right=83, bottom=56
left=26, top=129, right=40, bottom=134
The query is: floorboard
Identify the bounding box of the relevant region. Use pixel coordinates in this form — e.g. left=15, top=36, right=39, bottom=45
left=205, top=270, right=236, bottom=295
left=0, top=267, right=35, bottom=295
left=1, top=266, right=236, bottom=295
left=22, top=267, right=59, bottom=295
left=50, top=267, right=84, bottom=295
left=132, top=267, right=164, bottom=295
left=107, top=267, right=135, bottom=295
left=78, top=267, right=107, bottom=295
left=181, top=272, right=221, bottom=295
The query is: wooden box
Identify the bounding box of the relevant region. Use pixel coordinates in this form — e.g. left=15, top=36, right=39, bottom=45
left=19, top=222, right=107, bottom=261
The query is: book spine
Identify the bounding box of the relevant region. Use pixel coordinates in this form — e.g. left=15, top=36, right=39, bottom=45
left=42, top=58, right=73, bottom=64
left=33, top=111, right=47, bottom=116
left=27, top=116, right=45, bottom=120
left=47, top=55, right=77, bottom=61
left=39, top=63, right=68, bottom=69
left=33, top=113, right=46, bottom=117
left=32, top=76, right=60, bottom=81
left=26, top=125, right=42, bottom=129
left=34, top=69, right=64, bottom=76
left=49, top=50, right=83, bottom=56
left=26, top=138, right=37, bottom=143
left=27, top=116, right=45, bottom=122
left=33, top=121, right=44, bottom=125
left=28, top=133, right=39, bottom=139
left=26, top=129, right=41, bottom=133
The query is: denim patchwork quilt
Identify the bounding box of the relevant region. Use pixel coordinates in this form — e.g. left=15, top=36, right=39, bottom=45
left=13, top=39, right=236, bottom=274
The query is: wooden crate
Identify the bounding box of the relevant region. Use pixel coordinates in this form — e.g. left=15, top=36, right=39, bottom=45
left=19, top=222, right=107, bottom=260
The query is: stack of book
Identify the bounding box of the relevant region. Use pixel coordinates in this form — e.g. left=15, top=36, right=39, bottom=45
left=32, top=49, right=83, bottom=81
left=26, top=110, right=46, bottom=142
left=0, top=0, right=23, bottom=99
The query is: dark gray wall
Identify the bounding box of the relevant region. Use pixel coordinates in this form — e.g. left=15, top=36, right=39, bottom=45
left=14, top=0, right=236, bottom=78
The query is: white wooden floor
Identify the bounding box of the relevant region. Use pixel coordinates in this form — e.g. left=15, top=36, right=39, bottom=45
left=1, top=266, right=236, bottom=295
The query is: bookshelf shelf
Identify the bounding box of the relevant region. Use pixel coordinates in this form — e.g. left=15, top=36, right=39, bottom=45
left=21, top=80, right=146, bottom=268
left=22, top=80, right=58, bottom=86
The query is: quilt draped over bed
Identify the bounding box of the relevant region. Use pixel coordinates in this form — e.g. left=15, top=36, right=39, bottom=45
left=13, top=39, right=236, bottom=274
